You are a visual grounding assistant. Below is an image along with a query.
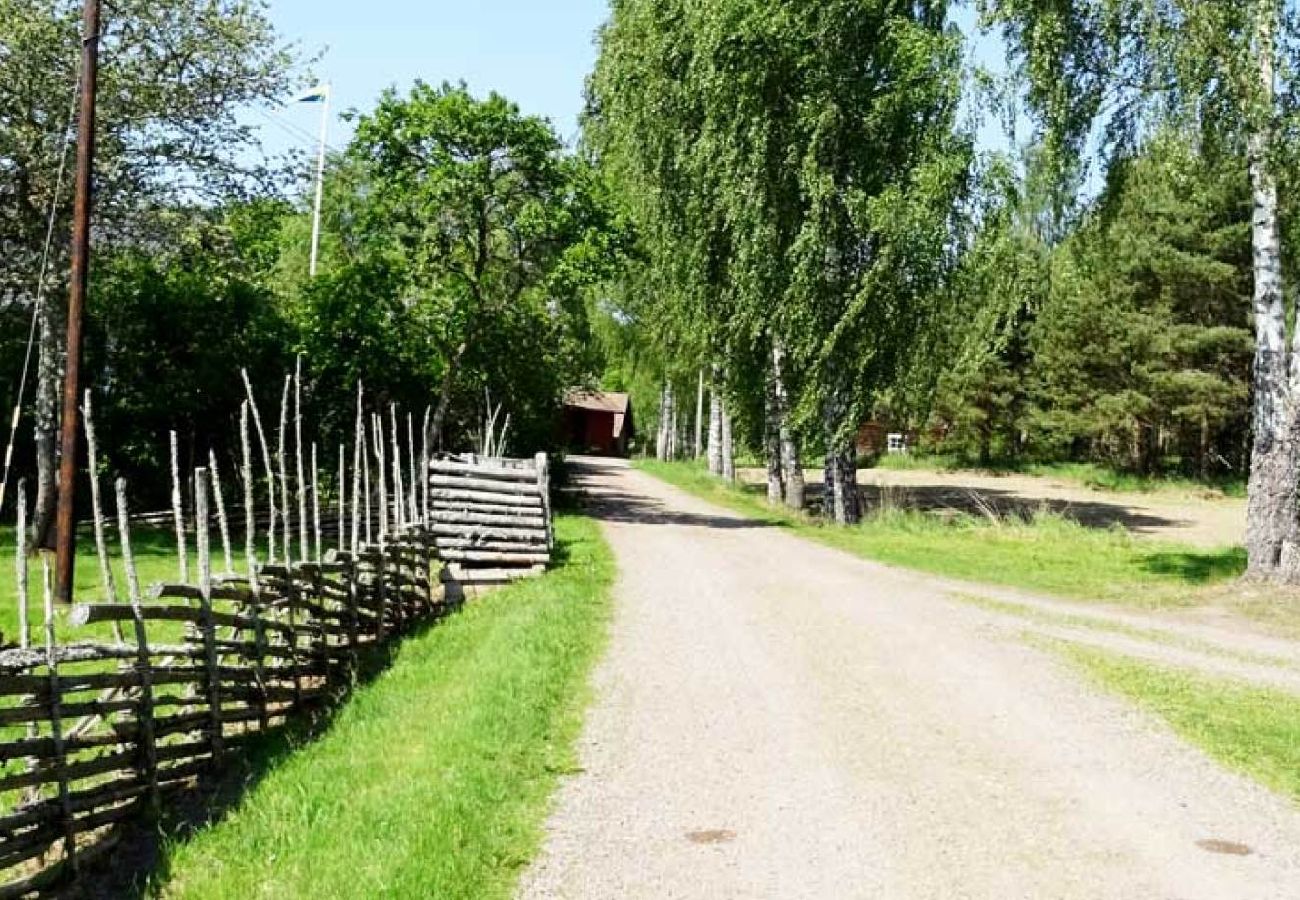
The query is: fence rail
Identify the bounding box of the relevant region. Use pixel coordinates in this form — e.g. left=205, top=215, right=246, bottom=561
left=1, top=444, right=552, bottom=897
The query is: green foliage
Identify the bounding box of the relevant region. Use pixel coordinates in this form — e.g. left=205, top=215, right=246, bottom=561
left=0, top=0, right=297, bottom=298
left=85, top=249, right=289, bottom=505
left=320, top=82, right=627, bottom=450
left=589, top=0, right=975, bottom=457
left=931, top=130, right=1253, bottom=477
left=156, top=515, right=614, bottom=899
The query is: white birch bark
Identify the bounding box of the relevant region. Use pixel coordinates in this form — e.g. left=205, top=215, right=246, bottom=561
left=771, top=340, right=804, bottom=510
left=1244, top=0, right=1300, bottom=579
left=707, top=368, right=723, bottom=476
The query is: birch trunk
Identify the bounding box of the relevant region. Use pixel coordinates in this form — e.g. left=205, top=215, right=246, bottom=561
left=707, top=370, right=723, bottom=476
left=823, top=387, right=861, bottom=525
left=656, top=381, right=673, bottom=461
left=1244, top=2, right=1300, bottom=579
left=32, top=302, right=61, bottom=551
left=771, top=340, right=804, bottom=510
left=720, top=402, right=735, bottom=483
left=695, top=369, right=705, bottom=459
left=764, top=365, right=784, bottom=504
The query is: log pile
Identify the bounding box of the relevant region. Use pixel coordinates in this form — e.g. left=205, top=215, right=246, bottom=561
left=428, top=453, right=553, bottom=592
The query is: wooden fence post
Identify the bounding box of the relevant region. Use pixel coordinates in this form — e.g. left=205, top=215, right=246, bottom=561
left=536, top=452, right=552, bottom=551
left=209, top=448, right=235, bottom=575
left=195, top=469, right=223, bottom=767
left=170, top=431, right=188, bottom=583
left=278, top=374, right=293, bottom=566
left=116, top=478, right=160, bottom=817
left=42, top=557, right=77, bottom=872
left=241, top=370, right=278, bottom=564
left=16, top=479, right=29, bottom=649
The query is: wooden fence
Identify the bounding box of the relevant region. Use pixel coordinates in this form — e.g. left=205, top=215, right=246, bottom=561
left=0, top=445, right=553, bottom=895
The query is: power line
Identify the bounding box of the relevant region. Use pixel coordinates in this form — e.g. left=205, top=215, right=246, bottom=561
left=0, top=77, right=80, bottom=521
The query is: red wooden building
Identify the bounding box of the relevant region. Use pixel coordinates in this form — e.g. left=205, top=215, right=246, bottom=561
left=562, top=390, right=634, bottom=456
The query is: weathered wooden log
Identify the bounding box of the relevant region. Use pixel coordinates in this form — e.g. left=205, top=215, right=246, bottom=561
left=427, top=474, right=541, bottom=496
left=430, top=500, right=545, bottom=519
left=428, top=509, right=546, bottom=529
left=427, top=460, right=538, bottom=482
left=443, top=564, right=547, bottom=583
left=429, top=487, right=542, bottom=508
left=427, top=523, right=547, bottom=543
left=436, top=549, right=550, bottom=565
left=433, top=537, right=546, bottom=552
left=70, top=602, right=297, bottom=640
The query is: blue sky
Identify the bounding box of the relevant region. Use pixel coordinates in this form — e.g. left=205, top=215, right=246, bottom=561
left=257, top=0, right=610, bottom=160
left=257, top=1, right=1017, bottom=165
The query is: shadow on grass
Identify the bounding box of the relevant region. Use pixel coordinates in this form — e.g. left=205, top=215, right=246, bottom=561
left=54, top=593, right=467, bottom=900
left=1141, top=547, right=1247, bottom=584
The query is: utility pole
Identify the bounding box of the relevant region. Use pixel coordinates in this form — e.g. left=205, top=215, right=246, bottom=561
left=54, top=0, right=101, bottom=603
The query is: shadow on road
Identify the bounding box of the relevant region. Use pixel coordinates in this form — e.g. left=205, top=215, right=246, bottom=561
left=563, top=457, right=773, bottom=532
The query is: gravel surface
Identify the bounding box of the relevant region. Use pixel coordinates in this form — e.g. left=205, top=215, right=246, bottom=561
left=517, top=458, right=1300, bottom=900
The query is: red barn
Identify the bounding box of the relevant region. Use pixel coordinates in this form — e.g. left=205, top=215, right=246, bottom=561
left=562, top=390, right=634, bottom=456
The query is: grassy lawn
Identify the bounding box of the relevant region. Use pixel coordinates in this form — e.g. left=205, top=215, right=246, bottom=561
left=871, top=453, right=1246, bottom=499
left=155, top=513, right=614, bottom=900
left=635, top=460, right=1246, bottom=609
left=1049, top=641, right=1300, bottom=803
left=0, top=524, right=185, bottom=645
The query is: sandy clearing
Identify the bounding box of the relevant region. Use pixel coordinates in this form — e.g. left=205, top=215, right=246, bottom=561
left=518, top=457, right=1300, bottom=900
left=737, top=465, right=1246, bottom=548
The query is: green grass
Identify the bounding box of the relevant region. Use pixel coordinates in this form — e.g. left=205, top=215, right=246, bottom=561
left=636, top=460, right=1245, bottom=608
left=1049, top=641, right=1300, bottom=803
left=155, top=514, right=614, bottom=900
left=953, top=593, right=1300, bottom=671
left=0, top=524, right=185, bottom=645
left=870, top=454, right=1247, bottom=498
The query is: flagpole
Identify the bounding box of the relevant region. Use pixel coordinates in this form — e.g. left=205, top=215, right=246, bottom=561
left=308, top=84, right=330, bottom=278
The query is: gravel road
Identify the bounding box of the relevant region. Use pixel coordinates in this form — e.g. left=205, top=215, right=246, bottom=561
left=517, top=457, right=1300, bottom=900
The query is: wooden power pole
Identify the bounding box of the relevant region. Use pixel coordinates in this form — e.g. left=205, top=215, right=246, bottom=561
left=55, top=0, right=102, bottom=604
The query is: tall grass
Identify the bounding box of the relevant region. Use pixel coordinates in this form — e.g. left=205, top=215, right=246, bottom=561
left=156, top=514, right=614, bottom=899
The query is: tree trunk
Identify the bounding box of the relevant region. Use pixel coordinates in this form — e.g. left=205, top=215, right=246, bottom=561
left=721, top=402, right=735, bottom=483
left=695, top=369, right=705, bottom=459
left=764, top=365, right=784, bottom=504
left=823, top=389, right=861, bottom=525
left=430, top=341, right=468, bottom=451
left=32, top=300, right=62, bottom=551
left=824, top=443, right=861, bottom=525
left=656, top=381, right=673, bottom=461
left=707, top=368, right=723, bottom=475
left=771, top=340, right=804, bottom=510
left=1244, top=2, right=1300, bottom=579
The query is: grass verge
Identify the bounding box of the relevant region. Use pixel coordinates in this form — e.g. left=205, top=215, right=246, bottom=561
left=952, top=593, right=1299, bottom=671
left=1047, top=641, right=1300, bottom=803
left=870, top=454, right=1246, bottom=499
left=0, top=524, right=183, bottom=643
left=634, top=460, right=1245, bottom=609
left=155, top=514, right=614, bottom=900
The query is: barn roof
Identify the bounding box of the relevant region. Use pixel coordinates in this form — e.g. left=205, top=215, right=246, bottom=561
left=563, top=390, right=630, bottom=415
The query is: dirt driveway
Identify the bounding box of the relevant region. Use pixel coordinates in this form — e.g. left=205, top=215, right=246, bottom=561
left=738, top=466, right=1246, bottom=548
left=519, top=458, right=1299, bottom=900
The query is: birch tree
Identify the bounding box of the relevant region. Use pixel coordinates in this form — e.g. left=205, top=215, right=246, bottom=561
left=981, top=0, right=1300, bottom=579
